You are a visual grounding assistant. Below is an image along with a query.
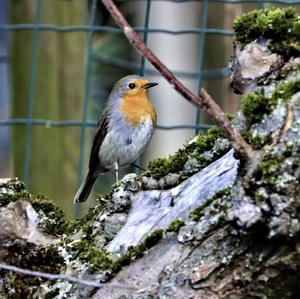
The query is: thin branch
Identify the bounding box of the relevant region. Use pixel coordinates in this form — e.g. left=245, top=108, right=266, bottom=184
left=101, top=0, right=254, bottom=161
left=199, top=88, right=254, bottom=161
left=0, top=263, right=135, bottom=290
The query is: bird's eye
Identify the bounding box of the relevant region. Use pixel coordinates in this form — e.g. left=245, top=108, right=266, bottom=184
left=128, top=82, right=136, bottom=89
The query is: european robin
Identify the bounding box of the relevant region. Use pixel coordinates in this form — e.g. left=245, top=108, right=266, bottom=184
left=74, top=75, right=158, bottom=203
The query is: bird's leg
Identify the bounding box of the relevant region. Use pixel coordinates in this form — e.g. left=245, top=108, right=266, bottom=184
left=113, top=162, right=119, bottom=184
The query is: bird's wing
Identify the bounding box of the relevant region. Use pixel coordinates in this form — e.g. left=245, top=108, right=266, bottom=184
left=88, top=107, right=110, bottom=172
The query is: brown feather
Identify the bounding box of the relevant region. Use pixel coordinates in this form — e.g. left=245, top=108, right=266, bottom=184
left=89, top=108, right=110, bottom=172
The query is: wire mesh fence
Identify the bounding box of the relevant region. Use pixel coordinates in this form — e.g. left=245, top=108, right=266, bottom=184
left=0, top=0, right=299, bottom=218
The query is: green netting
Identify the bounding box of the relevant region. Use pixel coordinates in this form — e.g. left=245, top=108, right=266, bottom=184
left=0, top=0, right=299, bottom=217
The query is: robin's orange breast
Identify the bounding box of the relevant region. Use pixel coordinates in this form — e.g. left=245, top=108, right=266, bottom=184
left=120, top=93, right=157, bottom=127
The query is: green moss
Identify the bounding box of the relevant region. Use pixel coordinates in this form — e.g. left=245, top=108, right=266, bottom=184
left=243, top=132, right=266, bottom=149
left=167, top=219, right=185, bottom=232
left=122, top=228, right=163, bottom=266
left=76, top=229, right=164, bottom=274
left=143, top=229, right=164, bottom=248
left=233, top=7, right=300, bottom=57
left=261, top=155, right=284, bottom=175
left=250, top=136, right=266, bottom=148
left=225, top=113, right=234, bottom=122
left=146, top=150, right=189, bottom=180
left=191, top=127, right=224, bottom=157
left=294, top=101, right=300, bottom=111
left=31, top=195, right=65, bottom=235
left=70, top=239, right=90, bottom=253
left=259, top=154, right=285, bottom=187
left=272, top=79, right=300, bottom=101
left=5, top=243, right=64, bottom=273
left=118, top=229, right=164, bottom=270
left=189, top=188, right=231, bottom=221
left=256, top=149, right=299, bottom=193
left=66, top=237, right=115, bottom=274
left=146, top=127, right=225, bottom=179
left=80, top=248, right=117, bottom=273
left=0, top=190, right=30, bottom=206
left=0, top=178, right=25, bottom=195
left=115, top=229, right=164, bottom=269
left=241, top=89, right=277, bottom=125
left=125, top=229, right=164, bottom=261
left=81, top=222, right=94, bottom=236
left=242, top=79, right=300, bottom=126
left=240, top=79, right=300, bottom=149
left=2, top=243, right=65, bottom=298
left=0, top=188, right=65, bottom=235
left=63, top=196, right=107, bottom=235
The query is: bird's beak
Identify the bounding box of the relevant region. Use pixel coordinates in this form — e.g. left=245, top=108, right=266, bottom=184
left=143, top=82, right=159, bottom=89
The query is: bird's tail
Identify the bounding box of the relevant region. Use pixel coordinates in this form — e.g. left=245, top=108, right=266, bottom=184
left=74, top=172, right=97, bottom=203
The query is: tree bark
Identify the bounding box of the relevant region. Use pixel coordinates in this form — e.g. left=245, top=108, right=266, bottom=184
left=2, top=7, right=300, bottom=299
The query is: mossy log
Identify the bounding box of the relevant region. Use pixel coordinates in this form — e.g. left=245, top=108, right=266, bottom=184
left=1, top=7, right=300, bottom=299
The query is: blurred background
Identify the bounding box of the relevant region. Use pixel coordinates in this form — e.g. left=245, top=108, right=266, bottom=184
left=1, top=0, right=299, bottom=219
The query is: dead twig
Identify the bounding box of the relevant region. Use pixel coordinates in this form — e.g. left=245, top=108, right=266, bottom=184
left=0, top=263, right=135, bottom=290
left=101, top=0, right=254, bottom=162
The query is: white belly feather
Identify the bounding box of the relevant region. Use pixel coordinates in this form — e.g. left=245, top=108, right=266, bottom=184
left=99, top=117, right=154, bottom=169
